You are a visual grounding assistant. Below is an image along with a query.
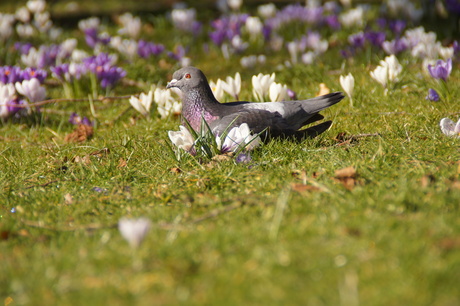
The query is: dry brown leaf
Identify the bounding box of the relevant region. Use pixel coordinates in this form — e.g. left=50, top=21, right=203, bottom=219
left=421, top=174, right=436, bottom=188
left=170, top=167, right=182, bottom=174
left=64, top=124, right=94, bottom=143
left=334, top=166, right=357, bottom=190
left=437, top=237, right=460, bottom=251
left=291, top=183, right=320, bottom=193
left=118, top=158, right=127, bottom=168
left=0, top=230, right=11, bottom=241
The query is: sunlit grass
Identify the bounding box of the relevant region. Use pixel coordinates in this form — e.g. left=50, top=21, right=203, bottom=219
left=1, top=1, right=460, bottom=305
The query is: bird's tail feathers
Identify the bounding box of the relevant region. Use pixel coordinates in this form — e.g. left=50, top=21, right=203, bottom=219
left=299, top=92, right=344, bottom=113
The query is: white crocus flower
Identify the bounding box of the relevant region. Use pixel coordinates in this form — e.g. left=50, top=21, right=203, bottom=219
left=171, top=8, right=196, bottom=31
left=370, top=65, right=388, bottom=88
left=227, top=0, right=243, bottom=11
left=0, top=83, right=17, bottom=119
left=439, top=46, right=454, bottom=60
left=111, top=38, right=138, bottom=59
left=257, top=3, right=277, bottom=19
left=269, top=82, right=288, bottom=102
left=16, top=24, right=35, bottom=38
left=118, top=13, right=141, bottom=38
left=0, top=14, right=15, bottom=41
left=339, top=73, right=355, bottom=101
left=339, top=6, right=364, bottom=28
left=78, top=17, right=100, bottom=31
left=240, top=55, right=257, bottom=68
left=210, top=79, right=225, bottom=101
left=381, top=54, right=402, bottom=82
left=221, top=72, right=241, bottom=100
left=26, top=0, right=46, bottom=13
left=301, top=51, right=316, bottom=65
left=245, top=16, right=263, bottom=38
left=252, top=72, right=276, bottom=102
left=118, top=217, right=151, bottom=249
left=168, top=125, right=195, bottom=152
left=216, top=123, right=261, bottom=153
left=15, top=7, right=31, bottom=23
left=58, top=38, right=78, bottom=58
left=21, top=47, right=43, bottom=67
left=129, top=90, right=153, bottom=117
left=440, top=118, right=460, bottom=137
left=15, top=78, right=46, bottom=103
left=154, top=88, right=181, bottom=118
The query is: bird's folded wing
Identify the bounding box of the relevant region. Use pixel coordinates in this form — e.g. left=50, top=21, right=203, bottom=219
left=209, top=109, right=290, bottom=135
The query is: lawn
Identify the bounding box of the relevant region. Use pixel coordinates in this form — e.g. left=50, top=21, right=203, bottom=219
left=1, top=0, right=460, bottom=305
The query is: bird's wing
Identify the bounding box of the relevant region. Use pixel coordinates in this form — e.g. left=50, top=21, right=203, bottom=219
left=209, top=109, right=291, bottom=136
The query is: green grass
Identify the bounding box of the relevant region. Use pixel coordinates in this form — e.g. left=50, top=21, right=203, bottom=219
left=1, top=2, right=460, bottom=305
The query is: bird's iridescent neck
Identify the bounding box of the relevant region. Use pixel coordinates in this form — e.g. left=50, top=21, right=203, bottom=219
left=182, top=87, right=219, bottom=131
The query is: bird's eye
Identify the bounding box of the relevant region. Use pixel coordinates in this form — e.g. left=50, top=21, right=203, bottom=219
left=185, top=73, right=191, bottom=79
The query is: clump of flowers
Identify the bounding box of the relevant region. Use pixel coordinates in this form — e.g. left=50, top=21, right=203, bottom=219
left=168, top=121, right=261, bottom=161
left=129, top=90, right=153, bottom=117
left=370, top=54, right=403, bottom=92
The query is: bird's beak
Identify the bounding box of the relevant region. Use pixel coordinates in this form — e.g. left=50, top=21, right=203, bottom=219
left=166, top=79, right=178, bottom=89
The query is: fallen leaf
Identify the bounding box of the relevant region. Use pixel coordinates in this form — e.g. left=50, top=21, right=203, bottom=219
left=64, top=124, right=94, bottom=143
left=291, top=183, right=320, bottom=193
left=118, top=158, right=127, bottom=168
left=421, top=174, right=436, bottom=188
left=437, top=237, right=460, bottom=251
left=0, top=230, right=11, bottom=241
left=170, top=167, right=182, bottom=174
left=334, top=166, right=358, bottom=190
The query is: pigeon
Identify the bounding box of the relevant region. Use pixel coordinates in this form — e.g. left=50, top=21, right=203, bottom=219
left=166, top=66, right=344, bottom=139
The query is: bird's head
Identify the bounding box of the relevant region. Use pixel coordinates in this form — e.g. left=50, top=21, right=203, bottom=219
left=166, top=67, right=208, bottom=92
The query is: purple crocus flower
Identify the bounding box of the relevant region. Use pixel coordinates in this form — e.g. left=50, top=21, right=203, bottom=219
left=69, top=112, right=93, bottom=126
left=167, top=45, right=187, bottom=61
left=0, top=66, right=22, bottom=84
left=50, top=64, right=70, bottom=81
left=14, top=42, right=33, bottom=55
left=22, top=67, right=48, bottom=83
left=83, top=53, right=126, bottom=88
left=388, top=20, right=406, bottom=36
left=137, top=40, right=165, bottom=58
left=428, top=58, right=452, bottom=81
left=348, top=32, right=366, bottom=49
left=209, top=14, right=248, bottom=46
left=97, top=65, right=127, bottom=88
left=287, top=88, right=297, bottom=100
left=84, top=28, right=110, bottom=48
left=425, top=88, right=440, bottom=102
left=235, top=153, right=252, bottom=164
left=364, top=31, right=386, bottom=47
left=446, top=0, right=460, bottom=15
left=37, top=45, right=61, bottom=68
left=324, top=15, right=340, bottom=30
